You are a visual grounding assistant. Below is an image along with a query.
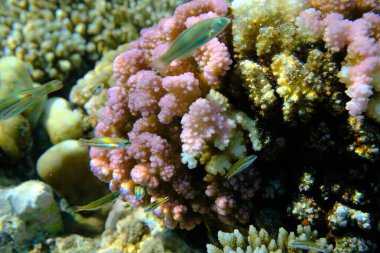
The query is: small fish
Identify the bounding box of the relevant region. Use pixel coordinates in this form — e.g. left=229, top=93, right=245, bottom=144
left=290, top=240, right=327, bottom=253
left=72, top=191, right=121, bottom=212
left=153, top=17, right=231, bottom=70
left=144, top=197, right=169, bottom=212
left=134, top=186, right=145, bottom=200
left=225, top=155, right=257, bottom=180
left=0, top=80, right=63, bottom=120
left=0, top=94, right=38, bottom=120
left=79, top=137, right=131, bottom=149
left=92, top=83, right=104, bottom=96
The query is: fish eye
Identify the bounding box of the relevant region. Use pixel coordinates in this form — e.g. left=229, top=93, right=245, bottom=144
left=210, top=22, right=223, bottom=31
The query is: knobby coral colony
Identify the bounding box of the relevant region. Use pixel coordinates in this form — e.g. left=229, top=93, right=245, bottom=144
left=90, top=0, right=262, bottom=230
left=89, top=0, right=380, bottom=240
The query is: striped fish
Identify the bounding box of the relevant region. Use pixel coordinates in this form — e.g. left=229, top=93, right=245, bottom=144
left=144, top=197, right=169, bottom=212
left=72, top=191, right=121, bottom=212
left=79, top=137, right=131, bottom=149
left=153, top=17, right=231, bottom=70
left=0, top=80, right=62, bottom=120
left=290, top=240, right=327, bottom=253
left=225, top=155, right=257, bottom=180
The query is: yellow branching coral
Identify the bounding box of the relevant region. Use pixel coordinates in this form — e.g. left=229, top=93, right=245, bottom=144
left=231, top=0, right=310, bottom=59
left=236, top=60, right=277, bottom=116
left=231, top=0, right=346, bottom=124
left=271, top=53, right=323, bottom=122
left=206, top=224, right=334, bottom=253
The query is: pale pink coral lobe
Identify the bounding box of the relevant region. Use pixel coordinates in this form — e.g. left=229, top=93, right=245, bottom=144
left=299, top=8, right=380, bottom=120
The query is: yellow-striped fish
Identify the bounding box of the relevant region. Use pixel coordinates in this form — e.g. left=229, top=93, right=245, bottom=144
left=290, top=240, right=327, bottom=253
left=0, top=80, right=63, bottom=120
left=134, top=186, right=145, bottom=200
left=79, top=137, right=131, bottom=149
left=144, top=197, right=169, bottom=212
left=225, top=155, right=257, bottom=180
left=72, top=191, right=121, bottom=212
left=153, top=17, right=231, bottom=70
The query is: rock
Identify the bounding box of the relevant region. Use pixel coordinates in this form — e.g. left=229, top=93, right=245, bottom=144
left=0, top=56, right=33, bottom=98
left=0, top=115, right=32, bottom=159
left=0, top=180, right=63, bottom=252
left=37, top=140, right=106, bottom=205
left=41, top=97, right=83, bottom=144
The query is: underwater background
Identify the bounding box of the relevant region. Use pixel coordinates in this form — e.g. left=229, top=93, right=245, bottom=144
left=0, top=0, right=379, bottom=252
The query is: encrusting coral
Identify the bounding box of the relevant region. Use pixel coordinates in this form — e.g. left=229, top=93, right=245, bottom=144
left=89, top=0, right=264, bottom=230
left=0, top=0, right=186, bottom=82
left=206, top=224, right=334, bottom=253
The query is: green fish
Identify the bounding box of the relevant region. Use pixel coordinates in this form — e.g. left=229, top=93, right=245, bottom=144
left=72, top=191, right=121, bottom=212
left=79, top=137, right=131, bottom=149
left=153, top=17, right=231, bottom=70
left=225, top=155, right=257, bottom=180
left=290, top=240, right=327, bottom=253
left=0, top=80, right=63, bottom=120
left=134, top=186, right=145, bottom=200
left=144, top=197, right=169, bottom=212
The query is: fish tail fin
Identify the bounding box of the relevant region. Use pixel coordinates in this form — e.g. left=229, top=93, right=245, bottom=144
left=152, top=56, right=169, bottom=72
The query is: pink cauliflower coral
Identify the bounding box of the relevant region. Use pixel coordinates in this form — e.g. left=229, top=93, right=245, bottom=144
left=181, top=97, right=235, bottom=154
left=310, top=0, right=378, bottom=15
left=90, top=0, right=259, bottom=230
left=298, top=9, right=380, bottom=122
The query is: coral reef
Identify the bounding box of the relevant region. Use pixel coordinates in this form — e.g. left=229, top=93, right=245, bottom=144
left=206, top=224, right=334, bottom=252
left=69, top=43, right=130, bottom=129
left=230, top=0, right=380, bottom=160
left=0, top=0, right=187, bottom=82
left=89, top=0, right=264, bottom=230
left=297, top=8, right=380, bottom=123
left=231, top=0, right=344, bottom=123
left=43, top=200, right=197, bottom=253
